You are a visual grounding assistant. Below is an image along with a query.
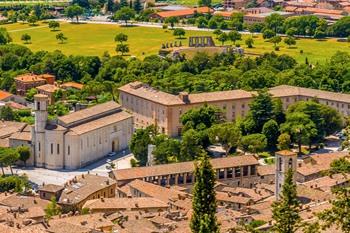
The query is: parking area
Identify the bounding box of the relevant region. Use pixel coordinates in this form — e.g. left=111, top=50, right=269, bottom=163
left=9, top=151, right=134, bottom=188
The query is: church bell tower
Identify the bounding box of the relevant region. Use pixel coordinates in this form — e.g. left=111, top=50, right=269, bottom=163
left=33, top=94, right=48, bottom=167
left=275, top=150, right=297, bottom=200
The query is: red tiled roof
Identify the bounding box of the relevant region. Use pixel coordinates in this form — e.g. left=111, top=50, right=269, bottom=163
left=0, top=90, right=13, bottom=101
left=154, top=7, right=213, bottom=18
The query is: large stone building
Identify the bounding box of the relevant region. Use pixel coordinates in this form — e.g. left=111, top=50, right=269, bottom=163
left=118, top=82, right=350, bottom=137
left=32, top=94, right=133, bottom=169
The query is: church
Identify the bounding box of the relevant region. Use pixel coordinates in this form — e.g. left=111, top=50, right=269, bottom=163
left=31, top=94, right=133, bottom=169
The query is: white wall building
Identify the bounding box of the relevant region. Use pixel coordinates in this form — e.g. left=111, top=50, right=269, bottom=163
left=31, top=94, right=133, bottom=169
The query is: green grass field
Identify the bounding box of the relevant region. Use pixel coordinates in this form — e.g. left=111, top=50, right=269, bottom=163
left=3, top=22, right=350, bottom=63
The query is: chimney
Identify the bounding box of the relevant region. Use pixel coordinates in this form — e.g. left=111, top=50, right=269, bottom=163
left=178, top=92, right=189, bottom=103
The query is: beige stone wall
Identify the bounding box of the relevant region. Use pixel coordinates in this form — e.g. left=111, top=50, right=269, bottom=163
left=44, top=129, right=65, bottom=169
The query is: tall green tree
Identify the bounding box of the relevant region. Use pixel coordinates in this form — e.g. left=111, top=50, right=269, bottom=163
left=133, top=0, right=143, bottom=13
left=228, top=30, right=242, bottom=45
left=280, top=112, right=317, bottom=154
left=114, top=7, right=136, bottom=26
left=190, top=153, right=219, bottom=233
left=48, top=21, right=60, bottom=31
left=262, top=119, right=279, bottom=151
left=248, top=89, right=274, bottom=133
left=0, top=28, right=12, bottom=45
left=208, top=122, right=241, bottom=156
left=180, top=104, right=223, bottom=132
left=319, top=187, right=350, bottom=233
left=17, top=146, right=31, bottom=167
left=129, top=125, right=156, bottom=166
left=0, top=148, right=19, bottom=175
left=65, top=4, right=84, bottom=23
left=240, top=133, right=267, bottom=154
left=180, top=129, right=206, bottom=161
left=272, top=168, right=301, bottom=233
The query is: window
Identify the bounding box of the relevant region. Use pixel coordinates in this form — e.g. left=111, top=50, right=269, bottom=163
left=227, top=168, right=233, bottom=178
left=288, top=158, right=293, bottom=168
left=243, top=166, right=248, bottom=176
left=37, top=102, right=40, bottom=110
left=57, top=144, right=60, bottom=154
left=279, top=157, right=282, bottom=171
left=241, top=104, right=245, bottom=108
left=50, top=143, right=53, bottom=154
left=235, top=167, right=241, bottom=177
left=251, top=165, right=256, bottom=175
left=38, top=142, right=41, bottom=152
left=68, top=146, right=70, bottom=155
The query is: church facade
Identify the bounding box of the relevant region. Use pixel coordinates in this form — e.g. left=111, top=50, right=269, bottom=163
left=31, top=94, right=133, bottom=169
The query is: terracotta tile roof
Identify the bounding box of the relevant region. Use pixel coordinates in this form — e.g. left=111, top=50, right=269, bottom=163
left=126, top=179, right=187, bottom=203
left=9, top=131, right=31, bottom=141
left=0, top=121, right=27, bottom=138
left=297, top=152, right=349, bottom=177
left=58, top=174, right=116, bottom=205
left=0, top=224, right=47, bottom=233
left=15, top=74, right=46, bottom=83
left=61, top=81, right=84, bottom=90
left=49, top=213, right=113, bottom=232
left=119, top=81, right=184, bottom=105
left=111, top=155, right=258, bottom=181
left=0, top=194, right=49, bottom=209
left=66, top=110, right=132, bottom=135
left=58, top=101, right=121, bottom=127
left=277, top=150, right=297, bottom=156
left=36, top=84, right=60, bottom=93
left=302, top=173, right=350, bottom=192
left=216, top=191, right=253, bottom=204
left=298, top=7, right=344, bottom=15
left=257, top=165, right=275, bottom=176
left=284, top=6, right=298, bottom=12
left=0, top=90, right=13, bottom=100
left=5, top=101, right=29, bottom=110
left=38, top=184, right=64, bottom=193
left=221, top=186, right=272, bottom=202
left=286, top=1, right=316, bottom=7
left=121, top=82, right=350, bottom=106
left=269, top=85, right=350, bottom=103
left=297, top=185, right=333, bottom=202
left=154, top=7, right=212, bottom=18
left=83, top=197, right=169, bottom=211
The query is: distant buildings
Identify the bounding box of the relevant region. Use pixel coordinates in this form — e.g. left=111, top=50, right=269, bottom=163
left=15, top=73, right=55, bottom=96
left=150, top=7, right=213, bottom=20
left=119, top=82, right=350, bottom=137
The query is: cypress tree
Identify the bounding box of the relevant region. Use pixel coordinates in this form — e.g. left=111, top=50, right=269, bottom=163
left=119, top=0, right=128, bottom=8
left=133, top=0, right=142, bottom=13
left=190, top=153, right=219, bottom=233
left=272, top=168, right=301, bottom=233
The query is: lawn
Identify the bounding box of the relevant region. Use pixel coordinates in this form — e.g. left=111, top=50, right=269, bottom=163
left=2, top=22, right=350, bottom=63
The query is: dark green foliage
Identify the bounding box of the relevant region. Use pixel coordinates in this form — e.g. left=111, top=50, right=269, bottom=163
left=153, top=137, right=181, bottom=164
left=129, top=126, right=156, bottom=166
left=319, top=187, right=350, bottom=233
left=190, top=153, right=219, bottom=233
left=65, top=4, right=84, bottom=23
left=262, top=119, right=279, bottom=151
left=240, top=133, right=267, bottom=153
left=329, top=157, right=350, bottom=175
left=208, top=122, right=241, bottom=156
left=114, top=7, right=136, bottom=26
left=181, top=104, right=224, bottom=132
left=0, top=105, right=15, bottom=121
left=16, top=146, right=31, bottom=166
left=272, top=169, right=301, bottom=233
left=0, top=175, right=29, bottom=192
